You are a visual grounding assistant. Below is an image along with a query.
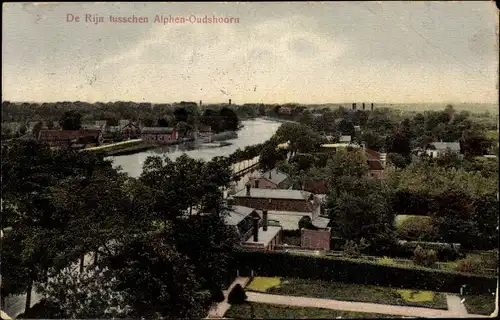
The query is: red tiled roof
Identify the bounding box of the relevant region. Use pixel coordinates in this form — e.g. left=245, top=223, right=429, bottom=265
left=365, top=149, right=381, bottom=160
left=367, top=159, right=384, bottom=170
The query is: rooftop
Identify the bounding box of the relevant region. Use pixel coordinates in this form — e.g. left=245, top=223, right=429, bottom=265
left=245, top=225, right=281, bottom=246
left=430, top=142, right=461, bottom=152
left=141, top=127, right=175, bottom=134
left=224, top=205, right=258, bottom=226
left=339, top=135, right=352, bottom=143
left=260, top=168, right=290, bottom=186
left=234, top=188, right=312, bottom=200
left=267, top=211, right=330, bottom=230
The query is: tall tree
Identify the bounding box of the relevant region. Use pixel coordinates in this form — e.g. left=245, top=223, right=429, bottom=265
left=60, top=110, right=82, bottom=130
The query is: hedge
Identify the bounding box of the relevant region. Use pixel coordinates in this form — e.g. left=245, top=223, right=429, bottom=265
left=229, top=250, right=497, bottom=295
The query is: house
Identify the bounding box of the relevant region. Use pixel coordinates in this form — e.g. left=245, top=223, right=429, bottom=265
left=38, top=129, right=103, bottom=148
left=2, top=122, right=21, bottom=133
left=94, top=120, right=107, bottom=129
left=241, top=209, right=283, bottom=252
left=364, top=149, right=386, bottom=179
left=278, top=105, right=292, bottom=115
left=118, top=119, right=130, bottom=128
left=197, top=124, right=213, bottom=141
left=425, top=142, right=462, bottom=158
left=303, top=179, right=329, bottom=194
left=81, top=123, right=102, bottom=130
left=248, top=168, right=291, bottom=189
left=233, top=185, right=321, bottom=215
left=141, top=127, right=178, bottom=144
left=121, top=122, right=141, bottom=139
left=339, top=135, right=352, bottom=143
left=27, top=121, right=42, bottom=133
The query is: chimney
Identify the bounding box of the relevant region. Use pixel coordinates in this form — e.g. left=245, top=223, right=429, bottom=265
left=352, top=103, right=356, bottom=110
left=263, top=210, right=268, bottom=231
left=246, top=184, right=251, bottom=196
left=252, top=216, right=259, bottom=242
left=371, top=103, right=374, bottom=111
left=268, top=170, right=272, bottom=179
left=199, top=100, right=202, bottom=107
left=229, top=99, right=232, bottom=105
left=362, top=103, right=365, bottom=111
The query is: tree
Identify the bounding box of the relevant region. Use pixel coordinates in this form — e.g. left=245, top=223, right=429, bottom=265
left=108, top=233, right=208, bottom=319
left=396, top=216, right=438, bottom=241
left=326, top=175, right=395, bottom=254
left=60, top=110, right=82, bottom=130
left=39, top=265, right=130, bottom=319
left=413, top=246, right=437, bottom=267
left=157, top=118, right=169, bottom=127
left=32, top=121, right=43, bottom=138
left=227, top=284, right=247, bottom=305
left=298, top=216, right=317, bottom=230
left=19, top=123, right=27, bottom=135
left=174, top=107, right=189, bottom=124
left=220, top=107, right=239, bottom=131
left=361, top=129, right=385, bottom=151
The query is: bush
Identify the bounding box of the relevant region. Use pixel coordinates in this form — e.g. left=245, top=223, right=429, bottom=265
left=210, top=286, right=225, bottom=303
left=343, top=238, right=369, bottom=258
left=227, top=284, right=247, bottom=305
left=456, top=256, right=485, bottom=274
left=230, top=249, right=496, bottom=294
left=413, top=246, right=437, bottom=267
left=397, top=216, right=438, bottom=241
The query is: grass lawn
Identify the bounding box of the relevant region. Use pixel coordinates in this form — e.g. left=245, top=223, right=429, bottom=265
left=255, top=278, right=447, bottom=310
left=246, top=277, right=281, bottom=292
left=463, top=294, right=496, bottom=315
left=225, top=302, right=398, bottom=319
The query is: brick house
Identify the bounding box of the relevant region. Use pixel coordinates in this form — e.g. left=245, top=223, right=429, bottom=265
left=365, top=149, right=386, bottom=178
left=38, top=129, right=103, bottom=148
left=233, top=185, right=321, bottom=214
left=141, top=127, right=178, bottom=144
left=197, top=124, right=213, bottom=141
left=249, top=168, right=291, bottom=189
left=240, top=209, right=282, bottom=252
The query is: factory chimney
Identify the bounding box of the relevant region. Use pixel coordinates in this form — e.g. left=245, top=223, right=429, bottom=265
left=352, top=103, right=356, bottom=110
left=229, top=99, right=232, bottom=105
left=263, top=210, right=268, bottom=231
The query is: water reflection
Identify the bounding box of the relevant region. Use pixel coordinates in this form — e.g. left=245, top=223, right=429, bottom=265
left=110, top=118, right=281, bottom=178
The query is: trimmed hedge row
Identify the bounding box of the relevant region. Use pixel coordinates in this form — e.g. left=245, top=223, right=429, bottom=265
left=230, top=250, right=497, bottom=295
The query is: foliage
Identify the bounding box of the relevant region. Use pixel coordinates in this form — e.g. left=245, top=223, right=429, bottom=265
left=463, top=294, right=496, bottom=315
left=413, top=246, right=437, bottom=267
left=343, top=238, right=369, bottom=258
left=231, top=249, right=496, bottom=294
left=298, top=216, right=318, bottom=231
left=227, top=284, right=247, bottom=305
left=455, top=255, right=486, bottom=274
left=60, top=110, right=82, bottom=130
left=396, top=289, right=434, bottom=303
left=210, top=286, right=225, bottom=303
left=396, top=216, right=438, bottom=241
left=39, top=265, right=130, bottom=319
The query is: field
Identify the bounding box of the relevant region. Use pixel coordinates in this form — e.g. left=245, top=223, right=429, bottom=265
left=225, top=302, right=398, bottom=319
left=246, top=277, right=448, bottom=310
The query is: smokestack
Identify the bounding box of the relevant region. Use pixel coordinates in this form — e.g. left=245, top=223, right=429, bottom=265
left=263, top=210, right=268, bottom=231
left=229, top=99, right=232, bottom=105
left=246, top=184, right=251, bottom=196
left=352, top=103, right=356, bottom=110
left=252, top=216, right=259, bottom=242
left=199, top=100, right=202, bottom=107
left=371, top=103, right=374, bottom=111
left=362, top=103, right=365, bottom=111
left=269, top=170, right=272, bottom=179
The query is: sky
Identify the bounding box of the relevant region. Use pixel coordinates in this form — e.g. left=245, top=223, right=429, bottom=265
left=2, top=2, right=498, bottom=104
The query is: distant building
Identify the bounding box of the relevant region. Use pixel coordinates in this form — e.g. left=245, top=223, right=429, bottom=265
left=233, top=186, right=321, bottom=216
left=278, top=105, right=292, bottom=115
left=118, top=119, right=130, bottom=128
left=249, top=168, right=291, bottom=189
left=81, top=124, right=102, bottom=130
left=38, top=129, right=103, bottom=148
left=339, top=135, right=352, bottom=143
left=121, top=122, right=141, bottom=139
left=425, top=142, right=462, bottom=158
left=197, top=124, right=213, bottom=141
left=94, top=120, right=107, bottom=129
left=301, top=227, right=331, bottom=251
left=141, top=127, right=178, bottom=144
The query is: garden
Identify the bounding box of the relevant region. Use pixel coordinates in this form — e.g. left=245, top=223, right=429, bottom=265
left=245, top=277, right=448, bottom=310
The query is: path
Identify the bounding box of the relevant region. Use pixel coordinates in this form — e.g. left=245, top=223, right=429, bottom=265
left=246, top=291, right=489, bottom=318
left=207, top=277, right=489, bottom=319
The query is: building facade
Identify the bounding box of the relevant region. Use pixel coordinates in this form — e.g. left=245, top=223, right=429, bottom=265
left=141, top=127, right=178, bottom=144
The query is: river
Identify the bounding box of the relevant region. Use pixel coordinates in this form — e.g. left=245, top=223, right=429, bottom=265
left=110, top=118, right=282, bottom=178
